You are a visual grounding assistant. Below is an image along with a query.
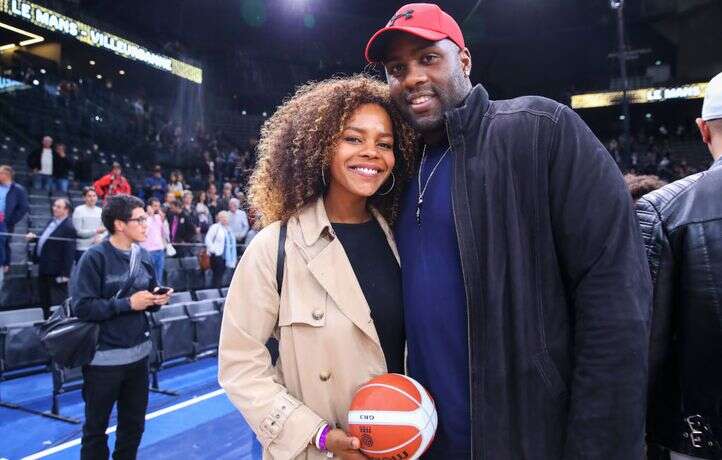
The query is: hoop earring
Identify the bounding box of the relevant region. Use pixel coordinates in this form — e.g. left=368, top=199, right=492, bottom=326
left=377, top=171, right=396, bottom=196
left=321, top=166, right=327, bottom=187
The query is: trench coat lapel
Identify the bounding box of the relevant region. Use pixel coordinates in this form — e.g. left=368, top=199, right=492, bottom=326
left=298, top=198, right=383, bottom=346
left=306, top=236, right=382, bottom=347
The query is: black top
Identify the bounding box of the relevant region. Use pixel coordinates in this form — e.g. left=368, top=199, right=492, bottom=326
left=332, top=219, right=405, bottom=374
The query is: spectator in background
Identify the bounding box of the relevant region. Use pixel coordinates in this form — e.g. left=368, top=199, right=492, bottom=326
left=206, top=185, right=219, bottom=220
left=142, top=165, right=167, bottom=202
left=26, top=198, right=76, bottom=318
left=167, top=170, right=185, bottom=199
left=94, top=162, right=131, bottom=201
left=166, top=200, right=196, bottom=257
left=52, top=143, right=72, bottom=193
left=0, top=165, right=29, bottom=280
left=181, top=191, right=201, bottom=236
left=72, top=187, right=106, bottom=261
left=637, top=72, right=722, bottom=460
left=200, top=151, right=214, bottom=184
left=204, top=211, right=236, bottom=288
left=218, top=182, right=233, bottom=211
left=623, top=174, right=667, bottom=202
left=162, top=191, right=176, bottom=215
left=27, top=135, right=54, bottom=192
left=194, top=190, right=211, bottom=233
left=140, top=197, right=169, bottom=283
left=227, top=198, right=249, bottom=244
left=71, top=194, right=171, bottom=460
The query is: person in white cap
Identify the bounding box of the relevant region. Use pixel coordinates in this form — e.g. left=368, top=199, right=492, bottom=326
left=636, top=72, right=722, bottom=459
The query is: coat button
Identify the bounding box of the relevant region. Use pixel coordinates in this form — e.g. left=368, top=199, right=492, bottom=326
left=319, top=371, right=331, bottom=381
left=312, top=309, right=324, bottom=321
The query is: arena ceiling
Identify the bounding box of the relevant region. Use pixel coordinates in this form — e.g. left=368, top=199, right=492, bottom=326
left=44, top=0, right=722, bottom=100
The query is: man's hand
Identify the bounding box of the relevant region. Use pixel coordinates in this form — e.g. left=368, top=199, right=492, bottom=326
left=325, top=429, right=368, bottom=460
left=96, top=227, right=106, bottom=234
left=152, top=288, right=173, bottom=306
left=25, top=232, right=37, bottom=241
left=129, top=291, right=158, bottom=311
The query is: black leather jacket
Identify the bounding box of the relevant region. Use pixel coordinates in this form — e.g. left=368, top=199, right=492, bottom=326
left=636, top=158, right=722, bottom=458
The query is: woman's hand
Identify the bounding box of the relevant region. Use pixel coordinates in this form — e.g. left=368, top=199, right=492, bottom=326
left=325, top=429, right=368, bottom=459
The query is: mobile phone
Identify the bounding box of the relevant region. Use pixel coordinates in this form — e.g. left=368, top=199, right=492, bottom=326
left=153, top=286, right=171, bottom=295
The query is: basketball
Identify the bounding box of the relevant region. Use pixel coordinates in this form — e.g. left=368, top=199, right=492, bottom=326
left=347, top=373, right=437, bottom=460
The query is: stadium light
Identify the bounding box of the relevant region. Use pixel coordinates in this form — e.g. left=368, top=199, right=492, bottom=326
left=241, top=110, right=247, bottom=115
left=32, top=79, right=39, bottom=85
left=66, top=65, right=72, bottom=70
left=262, top=111, right=267, bottom=117
left=89, top=60, right=95, bottom=65
left=40, top=68, right=46, bottom=74
left=118, top=70, right=125, bottom=75
left=96, top=74, right=102, bottom=79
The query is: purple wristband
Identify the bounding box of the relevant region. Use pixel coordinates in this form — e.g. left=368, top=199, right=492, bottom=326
left=319, top=425, right=331, bottom=451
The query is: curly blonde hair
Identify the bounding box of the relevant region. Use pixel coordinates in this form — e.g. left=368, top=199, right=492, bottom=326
left=248, top=74, right=417, bottom=228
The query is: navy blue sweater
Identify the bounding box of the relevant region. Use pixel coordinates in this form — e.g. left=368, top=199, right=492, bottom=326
left=71, top=240, right=159, bottom=350
left=395, top=143, right=471, bottom=458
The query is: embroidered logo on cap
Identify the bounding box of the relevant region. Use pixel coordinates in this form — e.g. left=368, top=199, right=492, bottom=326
left=387, top=10, right=414, bottom=27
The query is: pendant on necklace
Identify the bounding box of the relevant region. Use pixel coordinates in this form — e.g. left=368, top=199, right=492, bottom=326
left=416, top=197, right=423, bottom=225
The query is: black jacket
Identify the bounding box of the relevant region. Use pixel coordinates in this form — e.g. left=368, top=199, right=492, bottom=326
left=33, top=217, right=76, bottom=277
left=636, top=158, right=722, bottom=458
left=52, top=153, right=72, bottom=179
left=27, top=148, right=49, bottom=172
left=444, top=85, right=651, bottom=459
left=72, top=240, right=159, bottom=350
left=4, top=182, right=29, bottom=232
left=168, top=210, right=196, bottom=244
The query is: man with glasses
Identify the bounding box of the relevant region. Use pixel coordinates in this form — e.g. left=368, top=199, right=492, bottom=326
left=71, top=194, right=172, bottom=459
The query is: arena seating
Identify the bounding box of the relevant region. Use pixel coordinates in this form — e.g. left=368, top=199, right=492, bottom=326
left=0, top=289, right=231, bottom=422
left=194, top=288, right=222, bottom=301
left=169, top=290, right=193, bottom=304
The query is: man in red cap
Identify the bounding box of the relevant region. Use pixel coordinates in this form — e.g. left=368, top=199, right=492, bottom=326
left=366, top=4, right=651, bottom=459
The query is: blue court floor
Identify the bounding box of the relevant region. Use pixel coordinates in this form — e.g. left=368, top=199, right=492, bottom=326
left=0, top=358, right=262, bottom=460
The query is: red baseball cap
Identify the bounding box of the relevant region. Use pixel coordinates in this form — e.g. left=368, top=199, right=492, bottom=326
left=365, top=3, right=465, bottom=63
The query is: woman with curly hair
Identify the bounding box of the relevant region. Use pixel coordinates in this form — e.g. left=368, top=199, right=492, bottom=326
left=218, top=75, right=416, bottom=459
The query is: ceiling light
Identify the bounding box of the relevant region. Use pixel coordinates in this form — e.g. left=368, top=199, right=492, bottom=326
left=66, top=65, right=72, bottom=70
left=118, top=70, right=125, bottom=75
left=96, top=74, right=102, bottom=79
left=0, top=22, right=44, bottom=48
left=89, top=60, right=95, bottom=65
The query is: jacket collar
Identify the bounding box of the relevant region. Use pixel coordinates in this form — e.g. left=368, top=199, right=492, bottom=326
left=297, top=197, right=333, bottom=247
left=711, top=155, right=722, bottom=171
left=446, top=84, right=491, bottom=133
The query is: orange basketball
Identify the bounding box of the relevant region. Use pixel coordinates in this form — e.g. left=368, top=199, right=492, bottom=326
left=347, top=373, right=437, bottom=460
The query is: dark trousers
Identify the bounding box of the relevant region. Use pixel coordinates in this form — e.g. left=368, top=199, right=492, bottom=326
left=81, top=358, right=149, bottom=460
left=38, top=274, right=68, bottom=318
left=210, top=254, right=226, bottom=288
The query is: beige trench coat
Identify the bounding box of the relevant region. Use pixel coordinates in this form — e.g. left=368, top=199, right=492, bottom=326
left=218, top=197, right=399, bottom=459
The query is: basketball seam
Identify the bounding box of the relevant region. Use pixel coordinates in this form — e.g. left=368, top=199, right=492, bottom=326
left=355, top=383, right=421, bottom=409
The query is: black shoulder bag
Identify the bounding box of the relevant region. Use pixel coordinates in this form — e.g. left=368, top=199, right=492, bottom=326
left=40, top=244, right=143, bottom=368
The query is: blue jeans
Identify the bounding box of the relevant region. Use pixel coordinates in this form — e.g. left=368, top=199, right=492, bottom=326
left=53, top=178, right=69, bottom=193
left=149, top=250, right=165, bottom=285
left=32, top=173, right=52, bottom=191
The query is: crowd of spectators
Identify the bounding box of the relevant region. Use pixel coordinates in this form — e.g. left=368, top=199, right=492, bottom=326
left=605, top=121, right=704, bottom=182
